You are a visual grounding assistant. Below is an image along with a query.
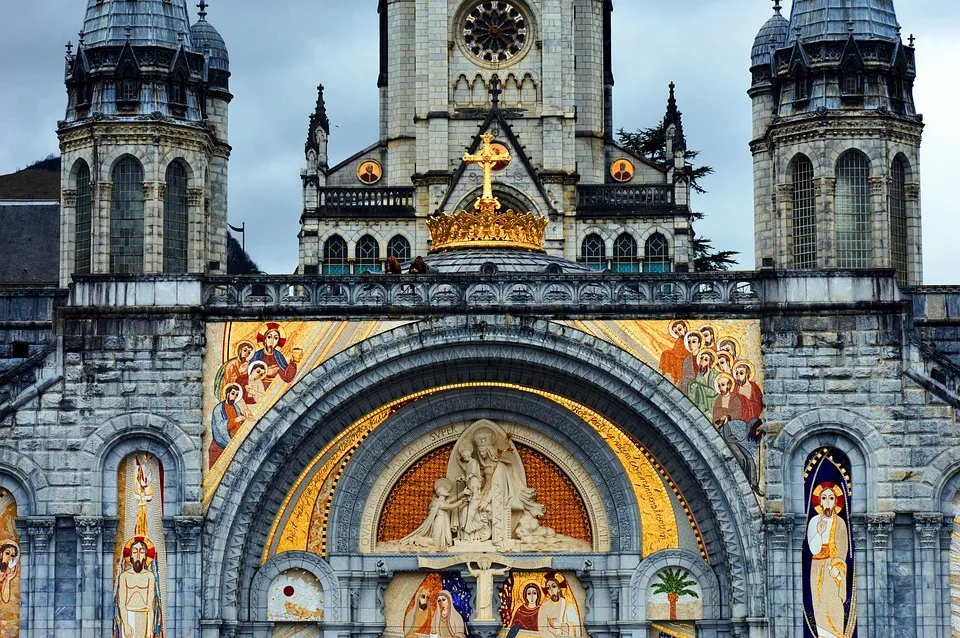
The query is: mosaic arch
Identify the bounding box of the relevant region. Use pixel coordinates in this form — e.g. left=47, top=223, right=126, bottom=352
left=202, top=319, right=764, bottom=510
left=262, top=385, right=706, bottom=564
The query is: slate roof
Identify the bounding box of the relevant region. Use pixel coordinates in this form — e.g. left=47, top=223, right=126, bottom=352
left=786, top=0, right=901, bottom=43
left=82, top=0, right=193, bottom=49
left=0, top=204, right=60, bottom=286
left=190, top=16, right=229, bottom=71
left=752, top=10, right=790, bottom=66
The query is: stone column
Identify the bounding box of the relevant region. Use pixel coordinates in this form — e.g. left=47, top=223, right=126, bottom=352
left=176, top=516, right=203, bottom=637
left=24, top=517, right=55, bottom=637
left=144, top=181, right=161, bottom=274
left=790, top=514, right=806, bottom=636
left=850, top=516, right=868, bottom=637
left=187, top=187, right=206, bottom=273
left=96, top=182, right=114, bottom=273
left=904, top=181, right=922, bottom=285
left=867, top=513, right=894, bottom=638
left=912, top=513, right=943, bottom=637
left=75, top=517, right=103, bottom=638
left=775, top=183, right=793, bottom=269
left=61, top=188, right=78, bottom=286
left=938, top=514, right=954, bottom=638
left=869, top=176, right=888, bottom=268
left=821, top=177, right=836, bottom=268
left=765, top=514, right=792, bottom=638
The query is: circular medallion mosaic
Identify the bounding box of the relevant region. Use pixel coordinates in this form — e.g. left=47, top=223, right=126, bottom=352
left=462, top=1, right=529, bottom=65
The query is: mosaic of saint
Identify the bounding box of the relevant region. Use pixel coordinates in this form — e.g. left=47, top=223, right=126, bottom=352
left=378, top=420, right=590, bottom=554
left=385, top=572, right=472, bottom=638
left=802, top=448, right=856, bottom=638
left=0, top=489, right=20, bottom=637
left=498, top=571, right=584, bottom=638
left=113, top=453, right=166, bottom=638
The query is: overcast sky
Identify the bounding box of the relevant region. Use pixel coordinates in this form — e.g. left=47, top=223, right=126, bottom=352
left=1, top=1, right=957, bottom=281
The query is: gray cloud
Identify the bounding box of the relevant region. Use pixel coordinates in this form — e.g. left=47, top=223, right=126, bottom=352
left=1, top=1, right=957, bottom=282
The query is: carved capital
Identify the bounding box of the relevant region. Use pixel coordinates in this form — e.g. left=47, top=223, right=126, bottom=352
left=142, top=182, right=157, bottom=200
left=99, top=182, right=114, bottom=199
left=764, top=514, right=794, bottom=549
left=823, top=177, right=836, bottom=197
left=776, top=183, right=793, bottom=199
left=905, top=181, right=920, bottom=201
left=175, top=516, right=203, bottom=552
left=75, top=517, right=103, bottom=553
left=187, top=188, right=204, bottom=208
left=866, top=513, right=895, bottom=549
left=913, top=513, right=946, bottom=551
left=156, top=183, right=166, bottom=201
left=62, top=188, right=78, bottom=207
left=24, top=517, right=56, bottom=552
left=869, top=176, right=885, bottom=195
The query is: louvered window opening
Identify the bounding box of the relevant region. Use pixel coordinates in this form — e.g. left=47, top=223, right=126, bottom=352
left=579, top=234, right=606, bottom=271
left=75, top=162, right=93, bottom=274
left=890, top=157, right=909, bottom=286
left=110, top=158, right=145, bottom=275
left=612, top=233, right=639, bottom=273
left=643, top=233, right=671, bottom=273
left=164, top=162, right=189, bottom=274
left=835, top=152, right=872, bottom=269
left=792, top=156, right=817, bottom=269
left=323, top=235, right=349, bottom=274
left=356, top=235, right=381, bottom=273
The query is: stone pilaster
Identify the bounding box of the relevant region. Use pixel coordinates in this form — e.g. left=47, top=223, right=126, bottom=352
left=867, top=513, right=894, bottom=638
left=187, top=188, right=206, bottom=273
left=24, top=517, right=56, bottom=637
left=75, top=517, right=103, bottom=638
left=765, top=514, right=793, bottom=638
left=776, top=183, right=793, bottom=269
left=96, top=182, right=114, bottom=273
left=913, top=513, right=944, bottom=637
left=176, top=516, right=203, bottom=637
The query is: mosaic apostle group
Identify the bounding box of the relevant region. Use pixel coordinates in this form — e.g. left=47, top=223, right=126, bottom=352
left=211, top=323, right=301, bottom=457
left=658, top=320, right=764, bottom=436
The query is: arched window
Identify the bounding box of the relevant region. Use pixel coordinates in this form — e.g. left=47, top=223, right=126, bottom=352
left=643, top=233, right=671, bottom=273
left=890, top=156, right=909, bottom=286
left=74, top=161, right=93, bottom=274
left=170, top=74, right=188, bottom=107
left=117, top=69, right=139, bottom=104
left=835, top=151, right=872, bottom=269
left=579, top=233, right=606, bottom=271
left=355, top=235, right=380, bottom=273
left=163, top=161, right=189, bottom=274
left=387, top=235, right=411, bottom=263
left=323, top=235, right=349, bottom=274
left=792, top=155, right=817, bottom=269
left=110, top=157, right=145, bottom=275
left=612, top=233, right=639, bottom=273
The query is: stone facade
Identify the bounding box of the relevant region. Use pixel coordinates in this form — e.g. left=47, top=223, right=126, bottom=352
left=2, top=1, right=959, bottom=637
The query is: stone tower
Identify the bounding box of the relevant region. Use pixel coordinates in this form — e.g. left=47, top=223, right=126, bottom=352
left=299, top=0, right=696, bottom=275
left=58, top=0, right=232, bottom=287
left=749, top=0, right=923, bottom=286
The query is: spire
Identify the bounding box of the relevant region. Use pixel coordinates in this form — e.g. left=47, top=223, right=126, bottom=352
left=663, top=82, right=686, bottom=154
left=305, top=84, right=330, bottom=156
left=773, top=0, right=782, bottom=15
left=197, top=0, right=209, bottom=20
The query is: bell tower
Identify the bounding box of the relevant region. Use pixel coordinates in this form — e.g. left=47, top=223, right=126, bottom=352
left=58, top=0, right=232, bottom=286
left=750, top=0, right=923, bottom=285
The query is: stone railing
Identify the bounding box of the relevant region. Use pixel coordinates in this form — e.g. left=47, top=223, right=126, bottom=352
left=202, top=273, right=764, bottom=315
left=305, top=187, right=416, bottom=218
left=577, top=184, right=675, bottom=215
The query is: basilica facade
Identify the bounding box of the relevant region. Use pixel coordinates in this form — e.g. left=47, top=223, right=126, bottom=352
left=0, top=1, right=958, bottom=638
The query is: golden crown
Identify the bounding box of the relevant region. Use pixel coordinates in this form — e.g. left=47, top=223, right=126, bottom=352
left=427, top=132, right=548, bottom=253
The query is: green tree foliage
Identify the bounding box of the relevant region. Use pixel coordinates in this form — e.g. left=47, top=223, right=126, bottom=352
left=617, top=124, right=739, bottom=272
left=651, top=568, right=700, bottom=620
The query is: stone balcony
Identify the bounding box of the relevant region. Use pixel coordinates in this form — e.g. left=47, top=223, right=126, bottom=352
left=576, top=184, right=677, bottom=216
left=303, top=187, right=416, bottom=219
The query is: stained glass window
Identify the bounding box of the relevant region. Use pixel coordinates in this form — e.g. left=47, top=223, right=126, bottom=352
left=835, top=151, right=872, bottom=269
left=110, top=157, right=145, bottom=275
left=579, top=234, right=606, bottom=271
left=323, top=235, right=349, bottom=274
left=74, top=161, right=92, bottom=274
left=612, top=233, right=639, bottom=273
left=462, top=1, right=529, bottom=64
left=644, top=233, right=671, bottom=273
left=387, top=235, right=411, bottom=262
left=792, top=155, right=817, bottom=269
left=890, top=156, right=908, bottom=286
left=356, top=235, right=380, bottom=273
left=164, top=161, right=189, bottom=274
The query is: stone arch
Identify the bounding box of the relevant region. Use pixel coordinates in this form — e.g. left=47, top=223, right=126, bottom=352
left=69, top=156, right=92, bottom=183
left=81, top=413, right=198, bottom=517
left=104, top=149, right=152, bottom=182
left=826, top=145, right=879, bottom=174
left=637, top=225, right=673, bottom=246
left=249, top=551, right=342, bottom=622
left=629, top=549, right=721, bottom=621
left=773, top=408, right=884, bottom=514
left=204, top=317, right=764, bottom=623
left=163, top=155, right=197, bottom=185
left=920, top=447, right=960, bottom=513
left=337, top=391, right=623, bottom=555
left=454, top=184, right=542, bottom=218
left=0, top=449, right=47, bottom=518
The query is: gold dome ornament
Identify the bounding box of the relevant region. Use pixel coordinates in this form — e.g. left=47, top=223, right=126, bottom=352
left=427, top=132, right=548, bottom=253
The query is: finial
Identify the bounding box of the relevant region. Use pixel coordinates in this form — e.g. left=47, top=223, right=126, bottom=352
left=78, top=30, right=85, bottom=45
left=847, top=20, right=854, bottom=34
left=177, top=29, right=185, bottom=44
left=908, top=33, right=916, bottom=47
left=489, top=74, right=502, bottom=109
left=795, top=26, right=802, bottom=40
left=125, top=25, right=132, bottom=42
left=66, top=41, right=73, bottom=57
left=772, top=0, right=781, bottom=15
left=463, top=132, right=509, bottom=204
left=197, top=0, right=209, bottom=19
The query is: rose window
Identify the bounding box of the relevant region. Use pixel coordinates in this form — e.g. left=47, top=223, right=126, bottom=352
left=462, top=1, right=529, bottom=64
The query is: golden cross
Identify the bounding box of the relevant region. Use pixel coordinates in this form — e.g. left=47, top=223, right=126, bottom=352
left=463, top=132, right=511, bottom=202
